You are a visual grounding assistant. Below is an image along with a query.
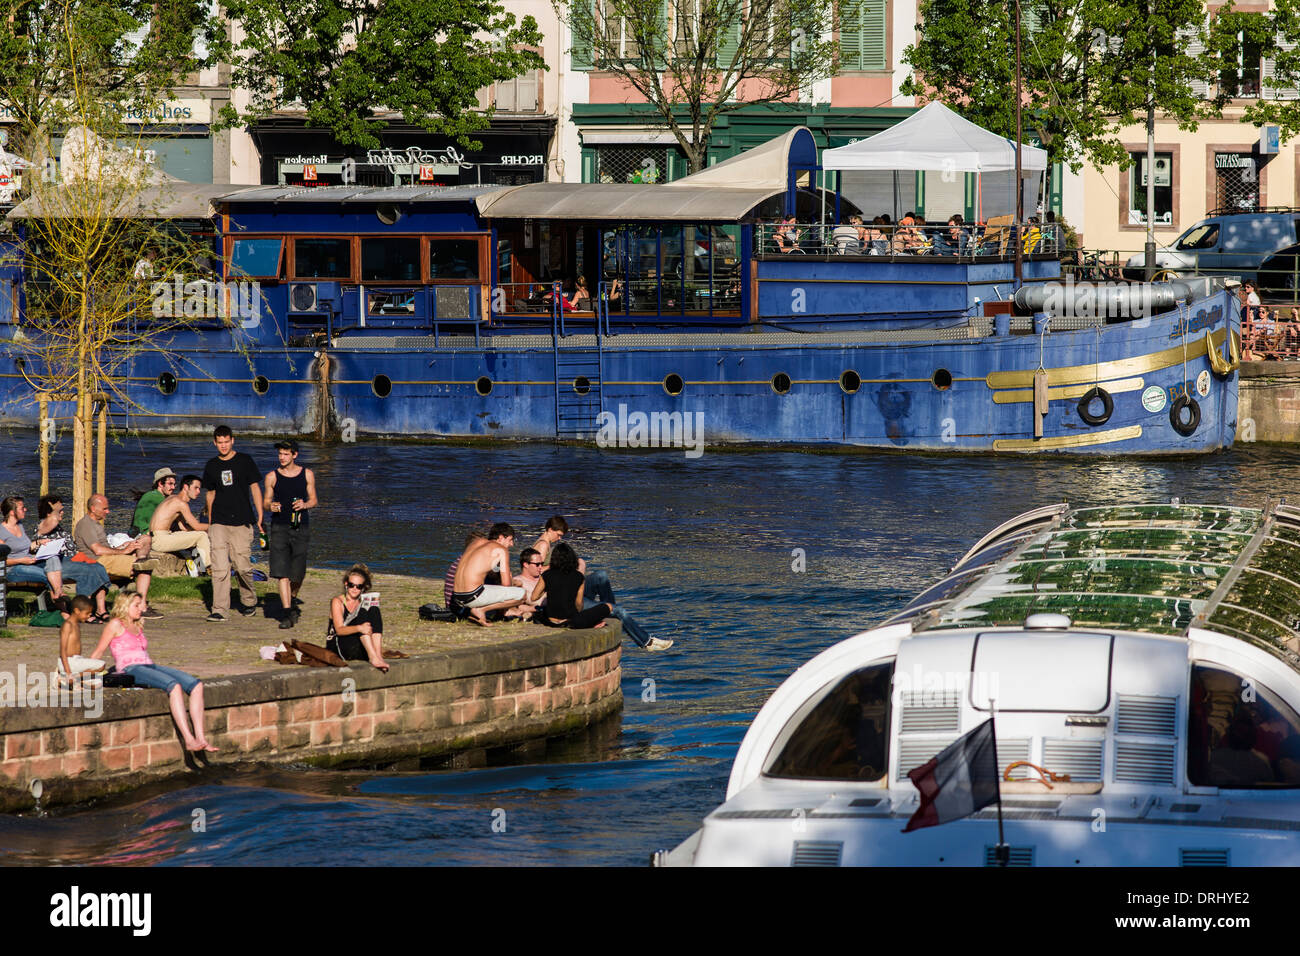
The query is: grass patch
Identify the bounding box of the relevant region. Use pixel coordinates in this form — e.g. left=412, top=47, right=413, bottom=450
left=146, top=575, right=277, bottom=604
left=0, top=629, right=15, bottom=639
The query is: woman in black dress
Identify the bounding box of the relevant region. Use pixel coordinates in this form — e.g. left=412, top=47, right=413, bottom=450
left=529, top=543, right=611, bottom=629
left=326, top=563, right=390, bottom=672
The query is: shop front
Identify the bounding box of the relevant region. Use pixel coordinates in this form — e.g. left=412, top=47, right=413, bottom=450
left=252, top=117, right=556, bottom=189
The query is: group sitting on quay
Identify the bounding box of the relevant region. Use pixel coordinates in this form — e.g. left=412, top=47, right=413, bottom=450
left=3, top=429, right=669, bottom=751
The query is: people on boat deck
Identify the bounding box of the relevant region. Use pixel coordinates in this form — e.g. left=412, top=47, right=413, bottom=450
left=90, top=592, right=217, bottom=752
left=569, top=277, right=592, bottom=311
left=326, top=563, right=390, bottom=672
left=774, top=216, right=803, bottom=253
left=450, top=522, right=527, bottom=626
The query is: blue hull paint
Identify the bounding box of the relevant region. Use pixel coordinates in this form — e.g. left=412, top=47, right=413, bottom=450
left=0, top=290, right=1238, bottom=454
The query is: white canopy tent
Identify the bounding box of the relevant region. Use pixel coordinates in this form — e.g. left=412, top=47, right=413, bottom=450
left=821, top=102, right=1048, bottom=223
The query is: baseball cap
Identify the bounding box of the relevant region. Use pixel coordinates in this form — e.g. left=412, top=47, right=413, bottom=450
left=153, top=467, right=175, bottom=483
left=274, top=439, right=299, bottom=452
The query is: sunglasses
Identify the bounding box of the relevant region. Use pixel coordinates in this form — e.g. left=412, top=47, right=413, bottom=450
left=346, top=582, right=364, bottom=590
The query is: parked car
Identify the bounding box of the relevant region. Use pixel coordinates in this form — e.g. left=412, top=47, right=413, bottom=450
left=1124, top=208, right=1300, bottom=287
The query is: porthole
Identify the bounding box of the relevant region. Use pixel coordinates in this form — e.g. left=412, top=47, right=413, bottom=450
left=573, top=376, right=591, bottom=395
left=932, top=368, right=953, bottom=391
left=376, top=204, right=402, bottom=226
left=252, top=375, right=270, bottom=395
left=771, top=372, right=792, bottom=395
left=157, top=372, right=178, bottom=395
left=839, top=370, right=861, bottom=394
left=372, top=374, right=392, bottom=398
left=663, top=373, right=684, bottom=396
left=475, top=376, right=493, bottom=396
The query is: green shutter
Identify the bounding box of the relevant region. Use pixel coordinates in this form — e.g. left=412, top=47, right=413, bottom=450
left=1022, top=2, right=1042, bottom=36
left=581, top=147, right=598, bottom=183
left=717, top=19, right=741, bottom=68
left=860, top=0, right=886, bottom=70
left=643, top=0, right=670, bottom=68
left=571, top=1, right=594, bottom=70
left=842, top=0, right=886, bottom=71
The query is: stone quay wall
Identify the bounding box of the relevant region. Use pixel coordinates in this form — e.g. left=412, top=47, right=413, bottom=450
left=1239, top=361, right=1300, bottom=444
left=0, top=626, right=622, bottom=812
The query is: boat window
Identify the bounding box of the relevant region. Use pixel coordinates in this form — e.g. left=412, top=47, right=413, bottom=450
left=1189, top=664, right=1300, bottom=788
left=361, top=236, right=421, bottom=282
left=230, top=238, right=283, bottom=278
left=429, top=238, right=480, bottom=280
left=294, top=237, right=352, bottom=280
left=766, top=661, right=893, bottom=782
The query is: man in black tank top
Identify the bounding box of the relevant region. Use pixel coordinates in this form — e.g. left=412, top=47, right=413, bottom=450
left=263, top=440, right=318, bottom=628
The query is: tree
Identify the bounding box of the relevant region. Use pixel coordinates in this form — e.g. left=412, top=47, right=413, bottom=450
left=1221, top=0, right=1300, bottom=141
left=216, top=0, right=547, bottom=150
left=556, top=0, right=841, bottom=173
left=4, top=12, right=236, bottom=521
left=900, top=0, right=1219, bottom=173
left=0, top=0, right=225, bottom=159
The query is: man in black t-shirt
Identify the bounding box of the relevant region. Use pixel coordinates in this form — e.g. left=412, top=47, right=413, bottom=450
left=201, top=424, right=264, bottom=622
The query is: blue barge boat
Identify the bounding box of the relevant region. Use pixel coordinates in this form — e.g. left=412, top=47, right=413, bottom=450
left=0, top=128, right=1240, bottom=453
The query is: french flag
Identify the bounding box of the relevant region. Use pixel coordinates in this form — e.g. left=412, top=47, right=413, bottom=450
left=903, top=719, right=1000, bottom=833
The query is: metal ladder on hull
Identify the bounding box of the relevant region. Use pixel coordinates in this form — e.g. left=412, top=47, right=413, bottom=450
left=552, top=284, right=606, bottom=439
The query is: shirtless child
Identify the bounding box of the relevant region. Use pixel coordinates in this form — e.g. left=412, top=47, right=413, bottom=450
left=58, top=596, right=106, bottom=686
left=450, top=523, right=527, bottom=626
left=149, top=475, right=212, bottom=572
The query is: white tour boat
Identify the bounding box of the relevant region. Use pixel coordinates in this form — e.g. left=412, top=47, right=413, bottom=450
left=658, top=501, right=1300, bottom=866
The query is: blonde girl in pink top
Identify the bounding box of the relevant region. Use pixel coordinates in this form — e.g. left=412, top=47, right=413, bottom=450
left=91, top=593, right=217, bottom=752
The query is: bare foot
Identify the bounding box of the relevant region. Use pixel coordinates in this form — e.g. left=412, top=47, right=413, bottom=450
left=370, top=659, right=390, bottom=673
left=195, top=739, right=219, bottom=752
left=594, top=621, right=608, bottom=628
left=469, top=609, right=492, bottom=627
left=184, top=739, right=205, bottom=752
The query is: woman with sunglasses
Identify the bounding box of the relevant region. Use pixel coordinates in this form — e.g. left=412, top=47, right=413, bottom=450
left=326, top=563, right=390, bottom=672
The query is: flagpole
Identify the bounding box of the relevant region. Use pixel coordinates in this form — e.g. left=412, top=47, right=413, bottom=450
left=991, top=701, right=1008, bottom=867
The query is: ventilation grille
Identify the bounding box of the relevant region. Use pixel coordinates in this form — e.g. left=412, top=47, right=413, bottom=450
left=791, top=841, right=842, bottom=867
left=998, top=738, right=1032, bottom=779
left=1114, top=741, right=1176, bottom=785
left=985, top=845, right=1035, bottom=867
left=900, top=691, right=961, bottom=734
left=435, top=286, right=472, bottom=320
left=1116, top=695, right=1178, bottom=736
left=1042, top=738, right=1105, bottom=781
left=1180, top=848, right=1230, bottom=867
left=897, top=737, right=956, bottom=781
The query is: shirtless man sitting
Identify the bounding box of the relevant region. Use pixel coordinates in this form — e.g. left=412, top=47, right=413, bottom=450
left=148, top=475, right=212, bottom=572
left=451, top=522, right=527, bottom=626
left=530, top=515, right=585, bottom=572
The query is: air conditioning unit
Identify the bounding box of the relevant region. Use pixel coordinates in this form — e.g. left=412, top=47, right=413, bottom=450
left=289, top=282, right=319, bottom=312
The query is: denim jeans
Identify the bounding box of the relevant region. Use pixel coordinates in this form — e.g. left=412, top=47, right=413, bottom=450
left=60, top=560, right=111, bottom=596
left=124, top=663, right=201, bottom=695
left=585, top=570, right=652, bottom=647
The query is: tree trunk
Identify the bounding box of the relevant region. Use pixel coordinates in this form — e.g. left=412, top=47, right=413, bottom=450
left=72, top=285, right=92, bottom=523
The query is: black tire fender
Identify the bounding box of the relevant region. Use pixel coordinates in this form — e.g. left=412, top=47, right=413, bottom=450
left=1077, top=386, right=1114, bottom=426
left=1170, top=394, right=1201, bottom=436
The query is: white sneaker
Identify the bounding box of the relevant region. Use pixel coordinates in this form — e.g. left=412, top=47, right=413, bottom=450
left=184, top=559, right=198, bottom=577
left=644, top=637, right=674, bottom=651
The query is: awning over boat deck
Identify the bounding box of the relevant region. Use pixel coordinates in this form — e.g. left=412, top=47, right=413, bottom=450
left=218, top=184, right=510, bottom=205
left=475, top=126, right=817, bottom=222
left=7, top=182, right=257, bottom=221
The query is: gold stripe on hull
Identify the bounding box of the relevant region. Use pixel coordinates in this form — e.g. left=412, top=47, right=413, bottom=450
left=992, top=424, right=1143, bottom=452
left=992, top=376, right=1146, bottom=405
left=986, top=328, right=1228, bottom=390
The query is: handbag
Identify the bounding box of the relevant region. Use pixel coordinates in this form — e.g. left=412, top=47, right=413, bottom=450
left=103, top=671, right=136, bottom=688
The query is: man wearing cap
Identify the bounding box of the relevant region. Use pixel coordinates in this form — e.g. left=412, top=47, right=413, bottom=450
left=132, top=468, right=177, bottom=535
left=263, top=439, right=317, bottom=628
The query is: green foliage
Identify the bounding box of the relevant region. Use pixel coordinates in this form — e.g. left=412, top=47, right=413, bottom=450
left=1229, top=0, right=1300, bottom=142
left=557, top=0, right=840, bottom=171
left=0, top=0, right=224, bottom=156
left=900, top=0, right=1219, bottom=173
left=217, top=0, right=547, bottom=150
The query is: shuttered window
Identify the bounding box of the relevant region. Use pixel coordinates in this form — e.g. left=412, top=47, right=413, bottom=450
left=1262, top=38, right=1300, bottom=100
left=495, top=70, right=540, bottom=113
left=572, top=1, right=595, bottom=70
left=841, top=0, right=887, bottom=71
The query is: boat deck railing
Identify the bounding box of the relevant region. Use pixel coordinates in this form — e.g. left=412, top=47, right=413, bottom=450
left=756, top=221, right=1065, bottom=259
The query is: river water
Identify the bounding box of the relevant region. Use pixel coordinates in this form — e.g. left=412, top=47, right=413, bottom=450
left=2, top=434, right=1299, bottom=866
